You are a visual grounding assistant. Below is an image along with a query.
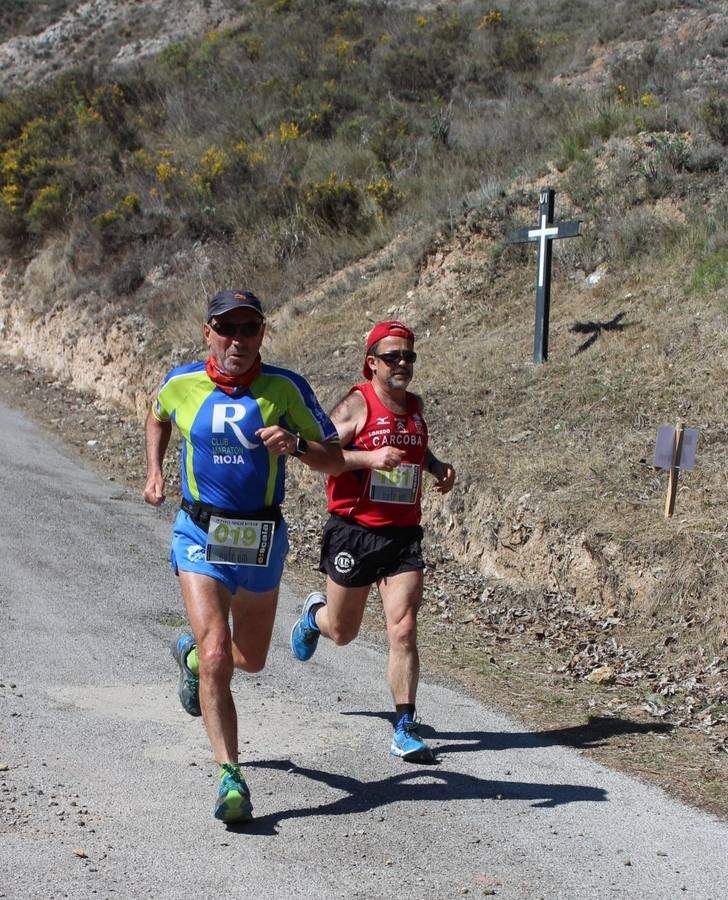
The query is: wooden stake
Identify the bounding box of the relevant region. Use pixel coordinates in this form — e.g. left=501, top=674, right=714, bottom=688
left=664, top=422, right=684, bottom=519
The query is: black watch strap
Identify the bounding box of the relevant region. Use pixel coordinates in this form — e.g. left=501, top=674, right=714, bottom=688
left=293, top=435, right=308, bottom=457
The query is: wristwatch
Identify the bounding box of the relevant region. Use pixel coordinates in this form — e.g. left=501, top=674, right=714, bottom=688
left=293, top=435, right=308, bottom=457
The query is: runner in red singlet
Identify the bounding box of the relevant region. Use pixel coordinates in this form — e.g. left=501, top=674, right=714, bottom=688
left=290, top=320, right=455, bottom=761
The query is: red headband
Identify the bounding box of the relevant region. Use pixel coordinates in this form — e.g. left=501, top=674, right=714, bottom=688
left=363, top=320, right=415, bottom=379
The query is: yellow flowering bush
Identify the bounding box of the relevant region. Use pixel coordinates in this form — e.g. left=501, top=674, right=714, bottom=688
left=477, top=10, right=503, bottom=30
left=367, top=175, right=402, bottom=216
left=27, top=183, right=63, bottom=232
left=120, top=192, right=141, bottom=213
left=130, top=148, right=154, bottom=171
left=279, top=121, right=300, bottom=145
left=1, top=182, right=21, bottom=210
left=76, top=103, right=103, bottom=127
left=232, top=140, right=267, bottom=167
left=327, top=36, right=353, bottom=58
left=304, top=172, right=362, bottom=230
left=156, top=161, right=177, bottom=183
left=93, top=208, right=119, bottom=229
left=1, top=145, right=20, bottom=179
left=93, top=191, right=141, bottom=231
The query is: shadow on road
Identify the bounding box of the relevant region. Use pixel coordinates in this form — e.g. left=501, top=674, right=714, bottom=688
left=223, top=712, right=668, bottom=834
left=229, top=755, right=607, bottom=835
left=341, top=710, right=673, bottom=754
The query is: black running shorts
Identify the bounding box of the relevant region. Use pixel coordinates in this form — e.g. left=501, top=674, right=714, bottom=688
left=318, top=514, right=424, bottom=588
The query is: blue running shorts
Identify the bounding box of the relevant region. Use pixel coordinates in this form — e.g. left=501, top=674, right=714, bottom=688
left=171, top=509, right=290, bottom=593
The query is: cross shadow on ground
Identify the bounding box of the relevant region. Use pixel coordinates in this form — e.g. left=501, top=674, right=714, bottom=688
left=569, top=311, right=636, bottom=353
left=227, top=756, right=608, bottom=835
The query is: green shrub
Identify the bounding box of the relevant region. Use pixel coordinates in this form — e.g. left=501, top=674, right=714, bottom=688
left=494, top=27, right=540, bottom=70
left=687, top=248, right=728, bottom=297
left=110, top=257, right=145, bottom=295
left=608, top=207, right=680, bottom=267
left=0, top=98, right=28, bottom=142
left=638, top=133, right=689, bottom=199
left=430, top=104, right=452, bottom=149
left=26, top=182, right=64, bottom=233
left=701, top=95, right=728, bottom=145
left=369, top=109, right=412, bottom=170
left=155, top=41, right=193, bottom=78
left=367, top=175, right=403, bottom=216
left=611, top=43, right=659, bottom=100
left=377, top=45, right=455, bottom=101
left=561, top=152, right=600, bottom=209
left=556, top=103, right=625, bottom=169
left=304, top=172, right=364, bottom=231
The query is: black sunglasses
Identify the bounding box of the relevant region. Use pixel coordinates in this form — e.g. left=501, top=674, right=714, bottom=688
left=371, top=350, right=417, bottom=365
left=209, top=319, right=264, bottom=339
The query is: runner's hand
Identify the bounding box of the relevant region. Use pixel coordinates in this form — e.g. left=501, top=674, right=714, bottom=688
left=256, top=425, right=297, bottom=456
left=143, top=473, right=166, bottom=506
left=368, top=447, right=406, bottom=471
left=430, top=461, right=456, bottom=494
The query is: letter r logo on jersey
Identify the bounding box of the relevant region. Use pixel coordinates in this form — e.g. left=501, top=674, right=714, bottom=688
left=211, top=404, right=259, bottom=449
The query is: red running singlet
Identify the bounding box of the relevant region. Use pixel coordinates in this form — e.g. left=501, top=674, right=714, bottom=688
left=326, top=381, right=428, bottom=528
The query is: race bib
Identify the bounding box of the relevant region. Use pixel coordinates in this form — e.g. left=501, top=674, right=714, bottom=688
left=205, top=515, right=275, bottom=566
left=369, top=463, right=419, bottom=504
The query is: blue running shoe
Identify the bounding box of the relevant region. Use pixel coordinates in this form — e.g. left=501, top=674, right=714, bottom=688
left=290, top=592, right=326, bottom=661
left=390, top=714, right=434, bottom=763
left=214, top=764, right=253, bottom=824
left=171, top=633, right=201, bottom=717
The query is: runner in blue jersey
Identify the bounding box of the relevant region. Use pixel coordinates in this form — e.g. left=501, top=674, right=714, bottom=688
left=143, top=289, right=342, bottom=824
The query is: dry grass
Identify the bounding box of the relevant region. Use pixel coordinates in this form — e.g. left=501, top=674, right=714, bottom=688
left=269, top=170, right=728, bottom=669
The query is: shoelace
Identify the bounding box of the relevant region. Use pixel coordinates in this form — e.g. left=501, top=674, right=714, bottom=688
left=220, top=766, right=246, bottom=790
left=395, top=715, right=422, bottom=735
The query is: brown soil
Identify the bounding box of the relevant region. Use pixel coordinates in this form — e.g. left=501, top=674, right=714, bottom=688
left=2, top=354, right=725, bottom=821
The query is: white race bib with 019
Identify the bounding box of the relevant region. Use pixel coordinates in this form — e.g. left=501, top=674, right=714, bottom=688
left=205, top=515, right=275, bottom=566
left=369, top=463, right=420, bottom=504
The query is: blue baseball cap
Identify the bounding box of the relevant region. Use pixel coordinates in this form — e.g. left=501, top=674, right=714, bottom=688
left=207, top=290, right=264, bottom=321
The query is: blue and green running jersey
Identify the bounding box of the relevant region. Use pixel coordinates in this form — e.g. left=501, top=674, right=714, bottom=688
left=152, top=361, right=338, bottom=511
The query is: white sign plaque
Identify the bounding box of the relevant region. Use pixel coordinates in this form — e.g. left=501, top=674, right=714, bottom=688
left=653, top=426, right=698, bottom=471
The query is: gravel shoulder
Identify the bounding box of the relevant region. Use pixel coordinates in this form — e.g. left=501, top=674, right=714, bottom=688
left=1, top=354, right=725, bottom=821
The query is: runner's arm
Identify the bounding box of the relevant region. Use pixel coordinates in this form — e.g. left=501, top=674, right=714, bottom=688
left=418, top=395, right=455, bottom=494
left=330, top=391, right=405, bottom=473
left=255, top=425, right=344, bottom=474
left=143, top=409, right=172, bottom=506
left=424, top=448, right=456, bottom=494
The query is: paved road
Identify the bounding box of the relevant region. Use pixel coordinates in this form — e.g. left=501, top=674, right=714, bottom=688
left=1, top=402, right=726, bottom=899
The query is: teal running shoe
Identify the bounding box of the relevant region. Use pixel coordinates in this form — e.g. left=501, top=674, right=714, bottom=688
left=214, top=764, right=253, bottom=824
left=390, top=714, right=434, bottom=763
left=290, top=592, right=326, bottom=661
left=171, top=633, right=201, bottom=717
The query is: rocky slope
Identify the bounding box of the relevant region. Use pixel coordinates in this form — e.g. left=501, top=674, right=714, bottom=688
left=0, top=0, right=245, bottom=91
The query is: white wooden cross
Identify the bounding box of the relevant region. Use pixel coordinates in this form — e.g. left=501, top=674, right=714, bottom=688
left=510, top=189, right=580, bottom=363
